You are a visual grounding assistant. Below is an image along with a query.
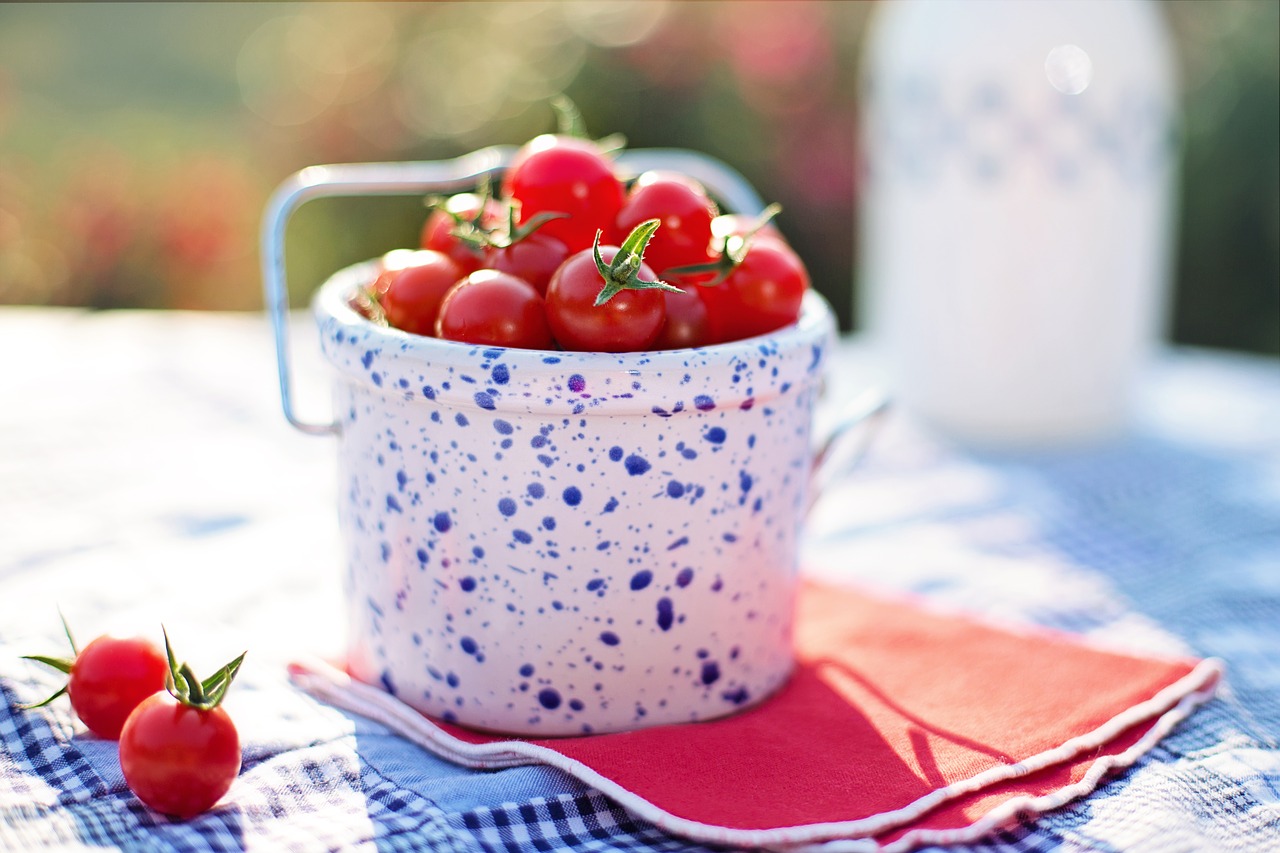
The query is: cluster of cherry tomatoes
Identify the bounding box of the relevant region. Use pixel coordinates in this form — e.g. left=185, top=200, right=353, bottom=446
left=362, top=130, right=810, bottom=353
left=23, top=618, right=244, bottom=819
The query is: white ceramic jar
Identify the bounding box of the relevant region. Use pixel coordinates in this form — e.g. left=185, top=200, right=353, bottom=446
left=859, top=0, right=1178, bottom=446
left=313, top=261, right=836, bottom=735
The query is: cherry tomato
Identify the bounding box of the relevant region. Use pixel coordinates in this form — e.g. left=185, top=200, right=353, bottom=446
left=546, top=246, right=666, bottom=352
left=504, top=135, right=625, bottom=254
left=23, top=626, right=169, bottom=740
left=615, top=171, right=718, bottom=275
left=705, top=240, right=809, bottom=344
left=651, top=286, right=711, bottom=350
left=420, top=192, right=501, bottom=274
left=436, top=270, right=554, bottom=349
left=120, top=692, right=241, bottom=818
left=375, top=250, right=463, bottom=336
left=68, top=636, right=169, bottom=739
left=486, top=232, right=571, bottom=295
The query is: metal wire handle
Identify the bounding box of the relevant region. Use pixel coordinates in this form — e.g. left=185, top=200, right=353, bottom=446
left=808, top=387, right=892, bottom=515
left=259, top=147, right=766, bottom=436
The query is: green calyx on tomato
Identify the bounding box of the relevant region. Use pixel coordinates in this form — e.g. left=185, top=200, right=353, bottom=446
left=424, top=179, right=498, bottom=253
left=592, top=219, right=683, bottom=306
left=665, top=202, right=784, bottom=286
left=420, top=186, right=495, bottom=267
left=161, top=627, right=245, bottom=712
left=487, top=203, right=568, bottom=251
left=19, top=610, right=80, bottom=708
left=433, top=179, right=567, bottom=253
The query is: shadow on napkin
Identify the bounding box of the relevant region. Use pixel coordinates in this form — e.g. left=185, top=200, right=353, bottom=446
left=291, top=581, right=1222, bottom=852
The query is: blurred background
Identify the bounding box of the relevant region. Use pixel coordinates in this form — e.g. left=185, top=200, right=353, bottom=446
left=0, top=1, right=1275, bottom=354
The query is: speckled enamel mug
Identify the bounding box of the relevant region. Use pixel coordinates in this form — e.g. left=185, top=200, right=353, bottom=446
left=264, top=151, right=851, bottom=735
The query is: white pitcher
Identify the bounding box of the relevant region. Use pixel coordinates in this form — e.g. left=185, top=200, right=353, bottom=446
left=859, top=0, right=1178, bottom=447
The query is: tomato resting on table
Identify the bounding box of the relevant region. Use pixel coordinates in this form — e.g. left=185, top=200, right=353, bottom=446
left=22, top=617, right=169, bottom=739
left=23, top=619, right=247, bottom=818
left=118, top=632, right=246, bottom=819
left=368, top=105, right=811, bottom=352
left=120, top=692, right=241, bottom=819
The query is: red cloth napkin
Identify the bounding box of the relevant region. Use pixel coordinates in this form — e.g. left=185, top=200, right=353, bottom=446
left=290, top=582, right=1222, bottom=852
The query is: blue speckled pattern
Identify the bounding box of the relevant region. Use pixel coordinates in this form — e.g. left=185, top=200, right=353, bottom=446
left=314, top=260, right=836, bottom=735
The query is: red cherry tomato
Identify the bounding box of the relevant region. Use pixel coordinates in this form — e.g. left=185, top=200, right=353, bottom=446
left=504, top=135, right=625, bottom=254
left=546, top=246, right=666, bottom=352
left=486, top=232, right=571, bottom=295
left=436, top=270, right=554, bottom=350
left=420, top=192, right=501, bottom=274
left=65, top=636, right=169, bottom=739
left=375, top=250, right=464, bottom=336
left=652, top=287, right=711, bottom=350
left=706, top=240, right=809, bottom=344
left=119, top=692, right=241, bottom=819
left=615, top=171, right=718, bottom=275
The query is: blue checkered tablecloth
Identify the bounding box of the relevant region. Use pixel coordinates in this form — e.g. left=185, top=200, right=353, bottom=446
left=1, top=308, right=1277, bottom=851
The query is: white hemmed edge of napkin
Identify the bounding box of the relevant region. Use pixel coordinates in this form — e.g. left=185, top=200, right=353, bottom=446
left=288, top=656, right=1224, bottom=853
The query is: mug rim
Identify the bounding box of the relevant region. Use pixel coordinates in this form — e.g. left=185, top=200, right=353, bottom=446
left=314, top=258, right=836, bottom=417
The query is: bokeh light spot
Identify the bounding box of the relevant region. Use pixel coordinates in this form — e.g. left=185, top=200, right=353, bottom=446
left=562, top=1, right=669, bottom=48
left=1045, top=44, right=1092, bottom=95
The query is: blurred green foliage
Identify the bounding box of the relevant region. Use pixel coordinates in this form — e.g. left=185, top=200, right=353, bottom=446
left=1166, top=0, right=1279, bottom=354
left=0, top=1, right=1274, bottom=354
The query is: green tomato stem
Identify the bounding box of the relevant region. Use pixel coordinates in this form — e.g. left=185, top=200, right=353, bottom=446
left=592, top=222, right=683, bottom=306
left=664, top=203, right=785, bottom=286
left=17, top=612, right=81, bottom=710
left=551, top=95, right=587, bottom=138
left=161, top=625, right=246, bottom=711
